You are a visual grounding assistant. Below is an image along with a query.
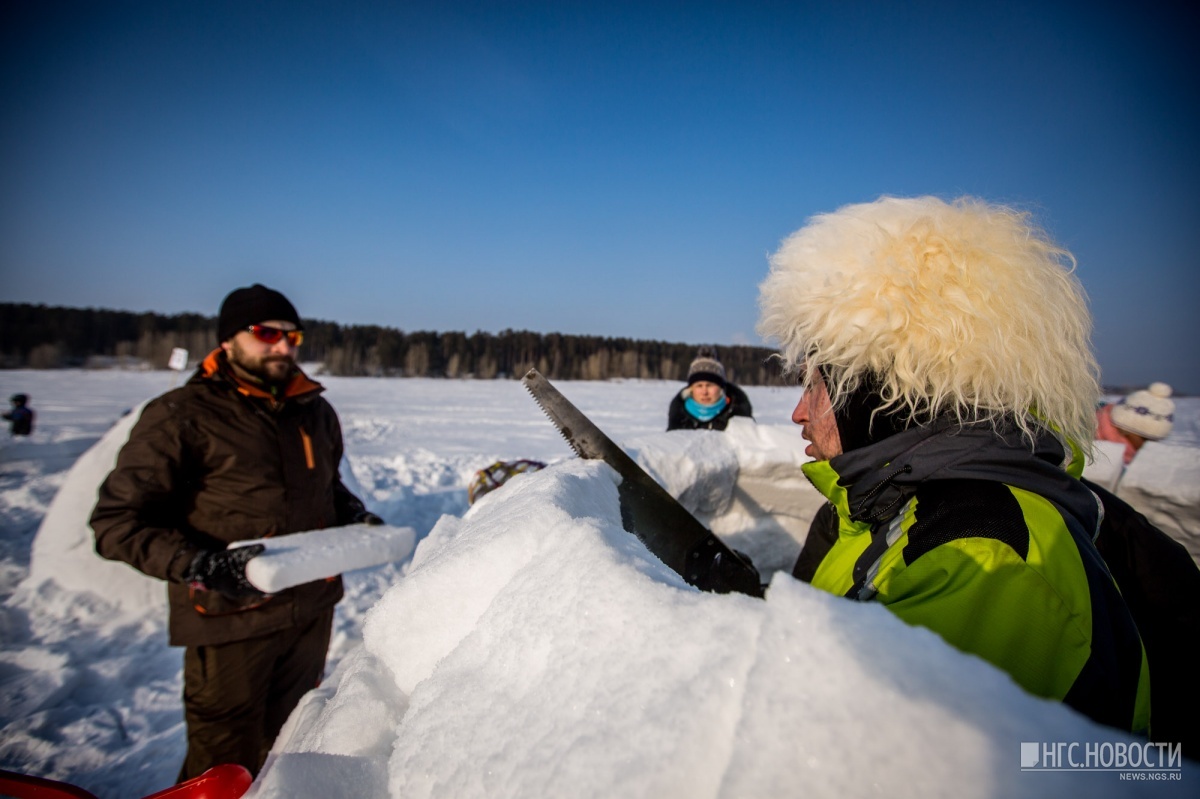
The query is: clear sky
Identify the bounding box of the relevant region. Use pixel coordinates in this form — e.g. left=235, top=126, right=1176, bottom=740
left=2, top=1, right=1197, bottom=391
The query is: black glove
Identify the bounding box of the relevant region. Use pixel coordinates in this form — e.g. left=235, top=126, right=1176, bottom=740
left=184, top=545, right=266, bottom=599
left=353, top=510, right=385, bottom=526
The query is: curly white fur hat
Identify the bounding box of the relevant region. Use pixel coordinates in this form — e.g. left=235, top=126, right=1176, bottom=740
left=757, top=196, right=1100, bottom=450
left=1111, top=383, right=1174, bottom=441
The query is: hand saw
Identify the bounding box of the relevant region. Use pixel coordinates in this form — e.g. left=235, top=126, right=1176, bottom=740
left=522, top=368, right=763, bottom=597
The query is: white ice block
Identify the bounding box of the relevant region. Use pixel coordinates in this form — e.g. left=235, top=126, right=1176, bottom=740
left=234, top=524, right=417, bottom=594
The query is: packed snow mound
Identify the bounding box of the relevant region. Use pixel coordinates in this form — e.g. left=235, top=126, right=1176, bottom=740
left=1084, top=439, right=1200, bottom=564
left=624, top=426, right=740, bottom=517
left=251, top=457, right=1183, bottom=799
left=1083, top=440, right=1127, bottom=493
left=22, top=401, right=163, bottom=616
left=1116, top=441, right=1200, bottom=563
left=625, top=417, right=825, bottom=575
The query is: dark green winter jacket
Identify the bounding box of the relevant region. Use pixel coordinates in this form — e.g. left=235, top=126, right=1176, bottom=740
left=802, top=419, right=1151, bottom=733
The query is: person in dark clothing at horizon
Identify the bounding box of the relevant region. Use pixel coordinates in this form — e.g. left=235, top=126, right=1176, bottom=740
left=90, top=284, right=381, bottom=782
left=667, top=348, right=753, bottom=431
left=4, top=393, right=34, bottom=436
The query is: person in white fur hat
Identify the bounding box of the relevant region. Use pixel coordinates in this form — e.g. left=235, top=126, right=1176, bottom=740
left=1095, top=382, right=1175, bottom=465
left=759, top=195, right=1151, bottom=734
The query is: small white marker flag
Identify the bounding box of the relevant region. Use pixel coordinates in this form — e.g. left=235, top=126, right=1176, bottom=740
left=167, top=348, right=189, bottom=371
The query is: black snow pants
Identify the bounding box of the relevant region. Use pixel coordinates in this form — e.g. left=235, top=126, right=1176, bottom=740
left=178, top=607, right=334, bottom=781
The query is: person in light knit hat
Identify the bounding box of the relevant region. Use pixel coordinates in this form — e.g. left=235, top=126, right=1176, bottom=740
left=1096, top=382, right=1175, bottom=464
left=759, top=195, right=1150, bottom=734
left=666, top=347, right=754, bottom=431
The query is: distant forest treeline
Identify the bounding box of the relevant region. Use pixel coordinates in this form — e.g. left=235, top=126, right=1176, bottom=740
left=0, top=303, right=789, bottom=385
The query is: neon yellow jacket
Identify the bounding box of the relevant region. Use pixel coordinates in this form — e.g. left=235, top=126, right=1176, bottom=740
left=802, top=420, right=1151, bottom=733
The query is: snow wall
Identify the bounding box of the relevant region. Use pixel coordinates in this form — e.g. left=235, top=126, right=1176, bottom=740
left=1083, top=439, right=1200, bottom=564
left=251, top=450, right=1190, bottom=798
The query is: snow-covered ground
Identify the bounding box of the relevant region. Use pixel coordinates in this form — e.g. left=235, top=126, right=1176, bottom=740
left=1, top=370, right=1197, bottom=798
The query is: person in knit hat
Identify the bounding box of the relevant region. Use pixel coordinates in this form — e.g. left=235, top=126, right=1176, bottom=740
left=758, top=196, right=1150, bottom=734
left=1095, top=382, right=1175, bottom=465
left=214, top=283, right=305, bottom=392
left=91, top=283, right=380, bottom=781
left=667, top=347, right=754, bottom=431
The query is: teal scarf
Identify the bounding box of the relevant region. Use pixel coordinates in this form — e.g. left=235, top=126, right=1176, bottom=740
left=684, top=391, right=726, bottom=422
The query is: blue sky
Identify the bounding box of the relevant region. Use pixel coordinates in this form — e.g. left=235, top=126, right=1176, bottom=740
left=2, top=1, right=1197, bottom=391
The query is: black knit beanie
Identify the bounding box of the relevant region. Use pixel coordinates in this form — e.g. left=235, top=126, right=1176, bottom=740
left=217, top=284, right=302, bottom=342
left=821, top=367, right=911, bottom=453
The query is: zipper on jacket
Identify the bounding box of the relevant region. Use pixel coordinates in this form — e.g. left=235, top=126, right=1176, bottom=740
left=299, top=425, right=315, bottom=470
left=847, top=499, right=914, bottom=601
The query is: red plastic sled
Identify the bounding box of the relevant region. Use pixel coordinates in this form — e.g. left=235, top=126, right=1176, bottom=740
left=0, top=764, right=251, bottom=799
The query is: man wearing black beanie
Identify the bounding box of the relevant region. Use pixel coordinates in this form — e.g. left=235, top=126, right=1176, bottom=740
left=90, top=284, right=381, bottom=781
left=215, top=283, right=305, bottom=392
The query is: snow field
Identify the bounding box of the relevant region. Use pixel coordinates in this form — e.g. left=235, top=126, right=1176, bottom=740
left=1, top=370, right=1197, bottom=798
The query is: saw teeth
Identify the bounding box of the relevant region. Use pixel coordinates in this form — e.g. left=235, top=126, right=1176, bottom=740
left=523, top=376, right=584, bottom=457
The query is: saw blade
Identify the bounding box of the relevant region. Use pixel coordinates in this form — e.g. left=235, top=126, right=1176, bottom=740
left=522, top=368, right=629, bottom=463
left=521, top=368, right=763, bottom=597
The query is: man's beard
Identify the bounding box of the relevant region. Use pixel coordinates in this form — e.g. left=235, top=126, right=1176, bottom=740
left=227, top=340, right=296, bottom=388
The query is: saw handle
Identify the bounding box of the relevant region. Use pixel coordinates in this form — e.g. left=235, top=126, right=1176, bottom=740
left=684, top=536, right=764, bottom=597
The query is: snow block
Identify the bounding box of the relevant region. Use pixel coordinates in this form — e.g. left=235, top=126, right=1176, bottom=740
left=624, top=418, right=825, bottom=577
left=1082, top=440, right=1126, bottom=494
left=1117, top=441, right=1200, bottom=565
left=236, top=525, right=417, bottom=594
left=1083, top=439, right=1200, bottom=565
